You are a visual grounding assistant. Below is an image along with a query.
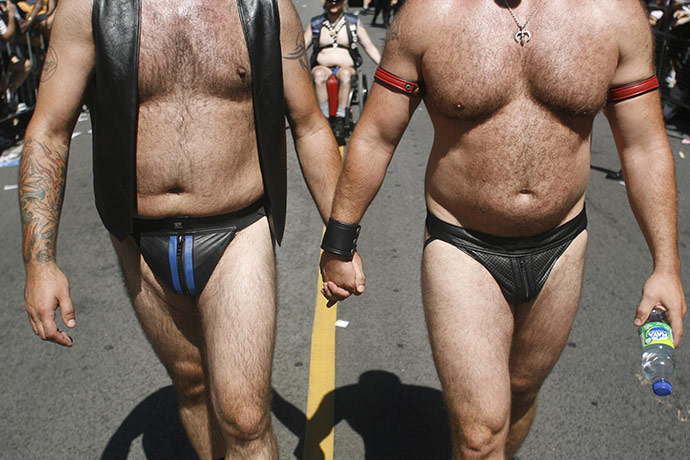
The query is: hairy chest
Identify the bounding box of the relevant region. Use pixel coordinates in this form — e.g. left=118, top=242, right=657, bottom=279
left=421, top=6, right=617, bottom=120
left=138, top=0, right=251, bottom=102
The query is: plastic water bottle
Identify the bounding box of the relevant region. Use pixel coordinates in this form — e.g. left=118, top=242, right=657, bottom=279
left=639, top=308, right=676, bottom=397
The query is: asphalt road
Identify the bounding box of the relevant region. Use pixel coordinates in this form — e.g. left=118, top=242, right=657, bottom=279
left=1, top=2, right=689, bottom=459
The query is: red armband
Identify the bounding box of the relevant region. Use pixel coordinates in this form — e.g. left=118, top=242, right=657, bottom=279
left=374, top=67, right=423, bottom=97
left=607, top=76, right=660, bottom=103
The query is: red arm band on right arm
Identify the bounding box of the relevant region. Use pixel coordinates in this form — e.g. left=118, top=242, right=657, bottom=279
left=607, top=76, right=660, bottom=103
left=374, top=67, right=423, bottom=97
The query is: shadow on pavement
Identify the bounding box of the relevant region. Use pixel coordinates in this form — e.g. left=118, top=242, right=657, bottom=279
left=273, top=370, right=452, bottom=460
left=102, top=370, right=451, bottom=459
left=100, top=386, right=197, bottom=460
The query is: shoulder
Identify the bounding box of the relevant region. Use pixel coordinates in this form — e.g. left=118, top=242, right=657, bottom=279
left=594, top=0, right=649, bottom=27
left=382, top=0, right=450, bottom=58
left=344, top=12, right=358, bottom=24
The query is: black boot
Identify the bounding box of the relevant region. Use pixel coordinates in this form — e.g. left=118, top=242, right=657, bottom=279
left=332, top=116, right=346, bottom=144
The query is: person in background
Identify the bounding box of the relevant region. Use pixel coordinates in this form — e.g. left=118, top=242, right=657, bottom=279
left=305, top=0, right=380, bottom=143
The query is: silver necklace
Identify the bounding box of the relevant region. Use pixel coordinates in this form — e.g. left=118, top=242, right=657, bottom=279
left=502, top=0, right=542, bottom=46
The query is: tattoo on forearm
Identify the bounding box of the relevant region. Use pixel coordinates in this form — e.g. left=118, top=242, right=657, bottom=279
left=19, top=137, right=69, bottom=264
left=40, top=46, right=58, bottom=82
left=283, top=32, right=309, bottom=73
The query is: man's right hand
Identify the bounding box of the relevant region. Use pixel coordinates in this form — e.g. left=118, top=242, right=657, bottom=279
left=24, top=263, right=75, bottom=347
left=320, top=251, right=366, bottom=307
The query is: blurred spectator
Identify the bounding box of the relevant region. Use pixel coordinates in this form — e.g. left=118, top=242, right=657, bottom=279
left=371, top=0, right=392, bottom=27
left=391, top=0, right=405, bottom=18
left=1, top=0, right=31, bottom=113
left=16, top=0, right=55, bottom=38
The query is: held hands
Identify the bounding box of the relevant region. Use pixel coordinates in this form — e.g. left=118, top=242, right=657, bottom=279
left=634, top=270, right=687, bottom=348
left=320, top=251, right=366, bottom=307
left=24, top=263, right=76, bottom=347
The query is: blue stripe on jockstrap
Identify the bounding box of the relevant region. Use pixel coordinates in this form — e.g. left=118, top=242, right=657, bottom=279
left=184, top=235, right=197, bottom=296
left=168, top=236, right=183, bottom=295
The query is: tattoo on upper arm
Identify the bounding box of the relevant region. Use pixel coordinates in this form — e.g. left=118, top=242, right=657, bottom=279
left=385, top=18, right=401, bottom=43
left=40, top=46, right=58, bottom=82
left=283, top=32, right=309, bottom=73
left=19, top=137, right=69, bottom=264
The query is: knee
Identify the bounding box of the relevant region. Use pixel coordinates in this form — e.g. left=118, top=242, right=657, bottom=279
left=214, top=398, right=272, bottom=444
left=312, top=68, right=330, bottom=87
left=169, top=360, right=207, bottom=407
left=510, top=374, right=541, bottom=411
left=456, top=419, right=508, bottom=460
left=337, top=67, right=354, bottom=83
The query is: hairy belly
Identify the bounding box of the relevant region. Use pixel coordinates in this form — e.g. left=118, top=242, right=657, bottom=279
left=425, top=149, right=590, bottom=237
left=134, top=99, right=264, bottom=218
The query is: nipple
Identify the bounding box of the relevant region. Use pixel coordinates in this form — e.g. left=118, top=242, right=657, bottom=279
left=237, top=66, right=247, bottom=78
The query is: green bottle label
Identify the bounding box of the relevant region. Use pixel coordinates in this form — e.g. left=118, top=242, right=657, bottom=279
left=639, top=322, right=675, bottom=349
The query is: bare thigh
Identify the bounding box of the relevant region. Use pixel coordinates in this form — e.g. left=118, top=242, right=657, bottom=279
left=422, top=230, right=589, bottom=416
left=197, top=216, right=277, bottom=428
left=422, top=239, right=515, bottom=434
left=111, top=234, right=205, bottom=395
left=509, top=231, right=589, bottom=393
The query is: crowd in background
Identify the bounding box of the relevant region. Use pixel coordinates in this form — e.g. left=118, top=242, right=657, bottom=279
left=649, top=0, right=690, bottom=124
left=358, top=0, right=405, bottom=28
left=0, top=0, right=54, bottom=153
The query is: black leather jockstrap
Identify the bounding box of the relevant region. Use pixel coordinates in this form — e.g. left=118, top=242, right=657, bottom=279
left=424, top=206, right=587, bottom=305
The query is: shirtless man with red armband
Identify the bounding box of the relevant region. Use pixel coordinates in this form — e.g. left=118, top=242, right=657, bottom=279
left=319, top=1, right=687, bottom=458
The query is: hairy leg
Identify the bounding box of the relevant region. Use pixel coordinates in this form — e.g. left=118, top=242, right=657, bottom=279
left=505, top=231, right=588, bottom=458
left=198, top=217, right=278, bottom=459
left=111, top=235, right=225, bottom=460
left=336, top=66, right=354, bottom=109
left=422, top=239, right=514, bottom=460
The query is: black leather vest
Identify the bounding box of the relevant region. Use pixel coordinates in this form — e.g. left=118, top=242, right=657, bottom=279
left=87, top=0, right=287, bottom=244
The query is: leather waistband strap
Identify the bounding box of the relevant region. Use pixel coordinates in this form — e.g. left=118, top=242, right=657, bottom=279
left=133, top=199, right=265, bottom=233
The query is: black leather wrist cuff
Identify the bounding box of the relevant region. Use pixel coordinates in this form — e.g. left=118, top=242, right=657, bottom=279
left=321, top=218, right=361, bottom=258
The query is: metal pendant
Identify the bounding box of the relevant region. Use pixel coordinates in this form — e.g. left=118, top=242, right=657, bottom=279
left=514, top=28, right=532, bottom=46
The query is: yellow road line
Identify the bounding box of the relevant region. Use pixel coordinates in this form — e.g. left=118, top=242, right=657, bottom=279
left=303, top=145, right=344, bottom=460
left=303, top=266, right=337, bottom=460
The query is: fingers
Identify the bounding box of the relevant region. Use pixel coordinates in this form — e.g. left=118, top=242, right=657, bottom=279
left=26, top=298, right=75, bottom=346
left=321, top=281, right=352, bottom=308
left=37, top=306, right=73, bottom=347
left=43, top=320, right=74, bottom=347
left=352, top=253, right=366, bottom=295
left=667, top=307, right=685, bottom=348
left=634, top=302, right=655, bottom=327
left=59, top=296, right=77, bottom=329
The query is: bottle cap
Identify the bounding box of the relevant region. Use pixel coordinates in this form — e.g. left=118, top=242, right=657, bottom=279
left=653, top=381, right=672, bottom=396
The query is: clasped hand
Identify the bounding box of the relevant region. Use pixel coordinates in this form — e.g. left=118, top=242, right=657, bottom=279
left=319, top=251, right=366, bottom=307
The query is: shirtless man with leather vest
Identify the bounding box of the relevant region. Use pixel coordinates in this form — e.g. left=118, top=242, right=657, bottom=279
left=320, top=1, right=687, bottom=458
left=18, top=0, right=342, bottom=458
